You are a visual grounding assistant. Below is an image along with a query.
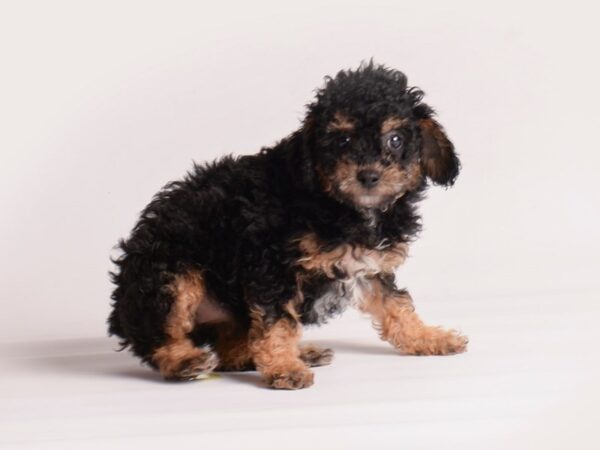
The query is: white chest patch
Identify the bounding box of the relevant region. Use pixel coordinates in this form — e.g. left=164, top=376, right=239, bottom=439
left=297, top=234, right=408, bottom=325
left=307, top=275, right=371, bottom=325
left=313, top=277, right=370, bottom=316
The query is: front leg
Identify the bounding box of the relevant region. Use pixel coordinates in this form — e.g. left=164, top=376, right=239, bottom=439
left=248, top=305, right=314, bottom=389
left=360, top=277, right=468, bottom=355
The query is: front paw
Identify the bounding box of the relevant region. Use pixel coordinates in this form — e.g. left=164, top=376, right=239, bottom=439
left=163, top=350, right=219, bottom=381
left=299, top=345, right=335, bottom=367
left=403, top=328, right=468, bottom=356
left=266, top=369, right=314, bottom=390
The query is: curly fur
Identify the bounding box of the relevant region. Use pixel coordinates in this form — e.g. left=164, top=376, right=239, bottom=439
left=108, top=61, right=467, bottom=389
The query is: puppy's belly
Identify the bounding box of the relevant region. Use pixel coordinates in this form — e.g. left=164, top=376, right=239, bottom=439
left=302, top=275, right=371, bottom=325
left=194, top=296, right=232, bottom=325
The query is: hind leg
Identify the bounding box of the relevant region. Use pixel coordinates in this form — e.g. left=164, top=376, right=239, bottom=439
left=152, top=271, right=219, bottom=380
left=215, top=326, right=333, bottom=371
left=247, top=306, right=314, bottom=390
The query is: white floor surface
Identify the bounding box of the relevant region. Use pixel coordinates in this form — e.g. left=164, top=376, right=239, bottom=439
left=2, top=289, right=599, bottom=450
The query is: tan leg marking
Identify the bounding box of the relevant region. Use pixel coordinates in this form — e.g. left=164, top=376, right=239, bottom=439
left=248, top=307, right=314, bottom=390
left=360, top=280, right=468, bottom=355
left=216, top=327, right=331, bottom=371
left=153, top=271, right=219, bottom=379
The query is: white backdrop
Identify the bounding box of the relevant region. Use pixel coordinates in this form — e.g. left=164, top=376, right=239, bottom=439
left=1, top=1, right=598, bottom=341
left=1, top=2, right=599, bottom=448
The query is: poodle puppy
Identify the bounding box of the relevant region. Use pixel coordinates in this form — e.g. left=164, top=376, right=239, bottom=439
left=108, top=62, right=467, bottom=389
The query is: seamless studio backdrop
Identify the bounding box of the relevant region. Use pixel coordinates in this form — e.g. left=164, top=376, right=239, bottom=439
left=1, top=1, right=599, bottom=449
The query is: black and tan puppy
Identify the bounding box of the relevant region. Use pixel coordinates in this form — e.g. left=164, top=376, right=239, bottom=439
left=109, top=62, right=467, bottom=389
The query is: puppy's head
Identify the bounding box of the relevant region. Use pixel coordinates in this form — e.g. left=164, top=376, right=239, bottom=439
left=292, top=62, right=460, bottom=211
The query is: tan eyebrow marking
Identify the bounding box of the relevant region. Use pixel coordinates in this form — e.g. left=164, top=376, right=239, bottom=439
left=381, top=117, right=408, bottom=134
left=326, top=112, right=355, bottom=132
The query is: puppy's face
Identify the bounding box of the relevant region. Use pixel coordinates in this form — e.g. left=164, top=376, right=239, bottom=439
left=301, top=64, right=460, bottom=212
left=313, top=113, right=424, bottom=210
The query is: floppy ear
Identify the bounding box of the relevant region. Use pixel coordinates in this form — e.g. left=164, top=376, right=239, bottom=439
left=419, top=118, right=460, bottom=186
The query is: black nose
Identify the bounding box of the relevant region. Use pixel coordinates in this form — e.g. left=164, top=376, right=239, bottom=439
left=357, top=169, right=381, bottom=188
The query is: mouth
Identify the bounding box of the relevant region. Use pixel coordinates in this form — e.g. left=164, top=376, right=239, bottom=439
left=356, top=194, right=383, bottom=208
left=354, top=189, right=405, bottom=210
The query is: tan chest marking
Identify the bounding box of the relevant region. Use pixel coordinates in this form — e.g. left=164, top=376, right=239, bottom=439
left=296, top=233, right=408, bottom=279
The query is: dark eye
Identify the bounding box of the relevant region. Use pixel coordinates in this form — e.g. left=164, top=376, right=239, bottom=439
left=337, top=136, right=351, bottom=148
left=387, top=133, right=403, bottom=150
